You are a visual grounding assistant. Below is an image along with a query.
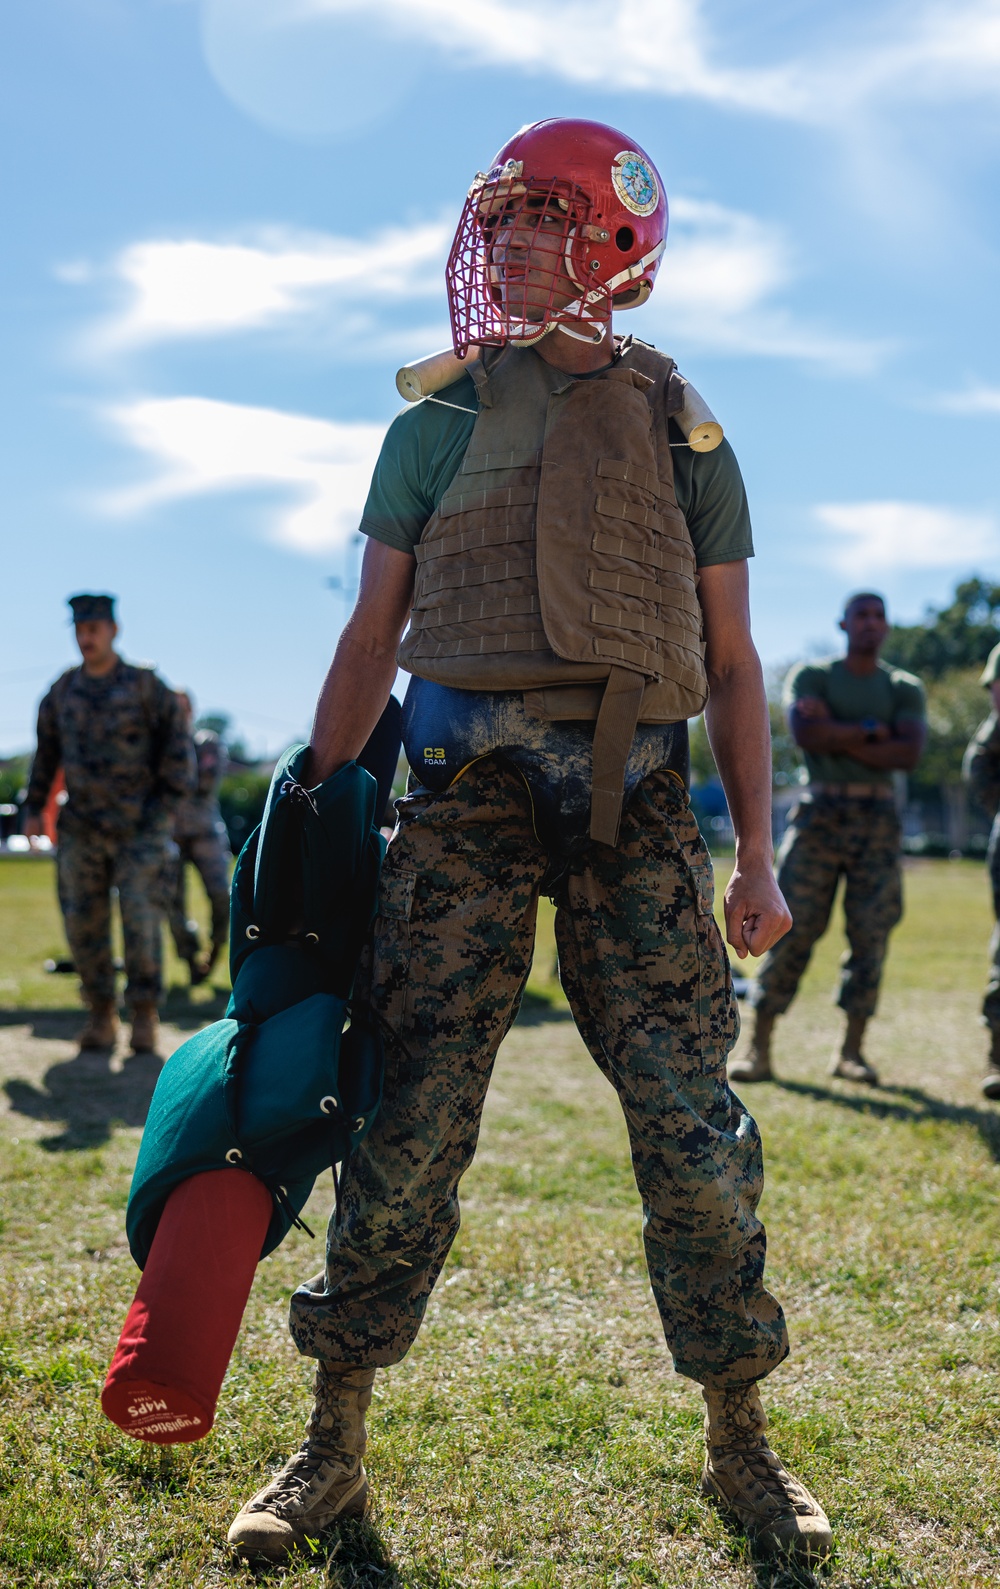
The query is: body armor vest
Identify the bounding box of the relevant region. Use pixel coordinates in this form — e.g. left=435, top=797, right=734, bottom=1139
left=397, top=339, right=709, bottom=844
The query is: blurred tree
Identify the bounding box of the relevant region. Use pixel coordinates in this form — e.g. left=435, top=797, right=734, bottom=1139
left=911, top=668, right=988, bottom=791
left=689, top=680, right=803, bottom=791
left=0, top=755, right=30, bottom=804
left=195, top=711, right=231, bottom=739
left=688, top=713, right=718, bottom=784
left=217, top=770, right=271, bottom=853
left=881, top=577, right=1000, bottom=679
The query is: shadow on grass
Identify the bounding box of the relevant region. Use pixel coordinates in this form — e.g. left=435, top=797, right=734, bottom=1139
left=775, top=1077, right=1000, bottom=1162
left=0, top=991, right=228, bottom=1151
left=245, top=1515, right=450, bottom=1587
left=709, top=1516, right=825, bottom=1589
left=4, top=1045, right=164, bottom=1150
left=0, top=985, right=229, bottom=1038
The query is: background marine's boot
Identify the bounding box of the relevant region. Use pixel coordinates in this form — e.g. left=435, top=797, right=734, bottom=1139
left=78, top=999, right=119, bottom=1050
left=701, top=1383, right=832, bottom=1564
left=982, top=1028, right=1000, bottom=1100
left=728, top=1012, right=775, bottom=1083
left=830, top=1013, right=878, bottom=1084
left=228, top=1363, right=375, bottom=1565
left=129, top=1001, right=160, bottom=1054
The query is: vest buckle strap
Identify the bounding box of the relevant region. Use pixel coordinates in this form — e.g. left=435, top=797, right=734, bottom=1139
left=590, top=666, right=647, bottom=848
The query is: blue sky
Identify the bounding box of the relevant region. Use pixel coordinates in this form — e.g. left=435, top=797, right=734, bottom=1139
left=3, top=0, right=1000, bottom=757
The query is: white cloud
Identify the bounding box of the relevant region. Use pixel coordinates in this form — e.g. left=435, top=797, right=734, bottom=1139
left=814, top=500, right=998, bottom=572
left=643, top=198, right=888, bottom=371
left=102, top=396, right=386, bottom=553
left=94, top=221, right=449, bottom=347
left=215, top=0, right=1000, bottom=127
left=79, top=198, right=875, bottom=370
left=939, top=384, right=1000, bottom=415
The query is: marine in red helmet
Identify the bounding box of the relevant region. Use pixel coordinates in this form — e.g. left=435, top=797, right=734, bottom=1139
left=227, top=119, right=831, bottom=1567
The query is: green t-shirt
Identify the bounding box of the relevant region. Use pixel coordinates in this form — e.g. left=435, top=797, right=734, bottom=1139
left=783, top=657, right=926, bottom=786
left=360, top=371, right=754, bottom=567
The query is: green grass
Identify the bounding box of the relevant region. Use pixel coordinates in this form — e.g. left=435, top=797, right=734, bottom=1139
left=1, top=853, right=999, bottom=1585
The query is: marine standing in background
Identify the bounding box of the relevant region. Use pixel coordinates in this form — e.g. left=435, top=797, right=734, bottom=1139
left=167, top=691, right=231, bottom=987
left=963, top=640, right=1000, bottom=1098
left=23, top=594, right=195, bottom=1054
left=730, top=593, right=926, bottom=1087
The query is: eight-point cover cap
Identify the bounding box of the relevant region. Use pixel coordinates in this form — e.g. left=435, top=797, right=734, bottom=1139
left=68, top=593, right=116, bottom=623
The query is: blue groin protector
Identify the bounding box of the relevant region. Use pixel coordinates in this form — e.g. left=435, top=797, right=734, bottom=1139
left=126, top=742, right=388, bottom=1269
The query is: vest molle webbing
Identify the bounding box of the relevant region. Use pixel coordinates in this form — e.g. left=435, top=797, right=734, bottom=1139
left=396, top=340, right=709, bottom=845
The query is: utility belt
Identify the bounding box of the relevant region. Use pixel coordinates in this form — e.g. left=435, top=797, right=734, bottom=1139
left=804, top=782, right=895, bottom=801
left=401, top=676, right=689, bottom=859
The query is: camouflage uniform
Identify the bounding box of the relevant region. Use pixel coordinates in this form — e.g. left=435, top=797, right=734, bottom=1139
left=965, top=707, right=1000, bottom=1034
left=749, top=793, right=902, bottom=1021
left=749, top=656, right=924, bottom=1025
left=25, top=659, right=195, bottom=1009
left=167, top=729, right=231, bottom=962
left=289, top=759, right=788, bottom=1389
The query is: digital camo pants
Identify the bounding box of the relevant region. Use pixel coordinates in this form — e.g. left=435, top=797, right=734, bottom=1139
left=166, top=830, right=231, bottom=961
left=56, top=821, right=171, bottom=1008
left=289, top=760, right=789, bottom=1390
left=749, top=794, right=903, bottom=1022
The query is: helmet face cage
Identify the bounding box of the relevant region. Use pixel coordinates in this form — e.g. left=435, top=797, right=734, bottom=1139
left=446, top=165, right=601, bottom=357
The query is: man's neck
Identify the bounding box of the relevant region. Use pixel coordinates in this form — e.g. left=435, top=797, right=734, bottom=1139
left=82, top=652, right=119, bottom=679
left=843, top=648, right=880, bottom=677
left=532, top=321, right=616, bottom=375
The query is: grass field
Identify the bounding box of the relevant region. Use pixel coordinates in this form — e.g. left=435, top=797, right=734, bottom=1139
left=1, top=851, right=999, bottom=1588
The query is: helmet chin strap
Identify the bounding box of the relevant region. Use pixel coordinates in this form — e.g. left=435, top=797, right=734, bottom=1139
left=508, top=321, right=557, bottom=348
left=556, top=318, right=607, bottom=344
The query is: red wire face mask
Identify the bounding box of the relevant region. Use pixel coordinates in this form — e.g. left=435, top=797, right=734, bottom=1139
left=446, top=164, right=608, bottom=355
left=444, top=121, right=668, bottom=359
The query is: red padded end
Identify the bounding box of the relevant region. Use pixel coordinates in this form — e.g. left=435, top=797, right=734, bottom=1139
left=102, top=1168, right=273, bottom=1444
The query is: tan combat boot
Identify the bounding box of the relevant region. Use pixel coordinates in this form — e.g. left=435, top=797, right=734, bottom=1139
left=728, top=1011, right=775, bottom=1083
left=129, top=1001, right=160, bottom=1054
left=228, top=1363, right=375, bottom=1564
left=982, top=1029, right=1000, bottom=1101
left=830, top=1013, right=878, bottom=1084
left=77, top=999, right=119, bottom=1050
left=701, top=1383, right=832, bottom=1564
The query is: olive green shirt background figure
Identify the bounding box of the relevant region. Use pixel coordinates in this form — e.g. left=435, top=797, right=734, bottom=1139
left=730, top=592, right=926, bottom=1088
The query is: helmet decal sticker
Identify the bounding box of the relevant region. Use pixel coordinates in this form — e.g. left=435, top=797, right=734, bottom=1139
left=611, top=151, right=659, bottom=217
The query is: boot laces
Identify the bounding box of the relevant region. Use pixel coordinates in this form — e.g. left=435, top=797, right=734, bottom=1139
left=710, top=1390, right=816, bottom=1518
left=248, top=1442, right=357, bottom=1518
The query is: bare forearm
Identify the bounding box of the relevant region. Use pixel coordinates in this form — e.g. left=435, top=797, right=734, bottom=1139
left=308, top=539, right=415, bottom=784
left=705, top=655, right=774, bottom=864
left=847, top=737, right=922, bottom=772
left=310, top=623, right=400, bottom=783
left=794, top=719, right=867, bottom=754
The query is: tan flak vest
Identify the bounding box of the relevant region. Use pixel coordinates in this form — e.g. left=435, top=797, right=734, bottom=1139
left=397, top=339, right=709, bottom=845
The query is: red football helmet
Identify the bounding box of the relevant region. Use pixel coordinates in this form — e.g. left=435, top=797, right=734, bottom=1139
left=446, top=118, right=668, bottom=358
